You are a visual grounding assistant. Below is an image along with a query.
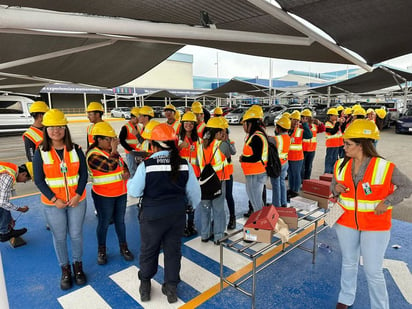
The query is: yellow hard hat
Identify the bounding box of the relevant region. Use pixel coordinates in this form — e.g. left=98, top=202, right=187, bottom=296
left=352, top=107, right=366, bottom=116
left=276, top=116, right=291, bottom=130
left=181, top=111, right=197, bottom=122
left=206, top=117, right=226, bottom=129
left=141, top=119, right=160, bottom=139
left=366, top=108, right=375, bottom=114
left=92, top=121, right=116, bottom=137
left=375, top=108, right=387, bottom=119
left=24, top=162, right=33, bottom=179
left=214, top=107, right=223, bottom=116
left=344, top=107, right=353, bottom=115
left=219, top=116, right=229, bottom=129
left=192, top=105, right=203, bottom=114
left=86, top=101, right=104, bottom=112
left=151, top=123, right=176, bottom=141
left=42, top=109, right=68, bottom=126
left=164, top=104, right=176, bottom=112
left=139, top=106, right=154, bottom=117
left=192, top=101, right=202, bottom=108
left=343, top=119, right=380, bottom=140
left=282, top=112, right=291, bottom=119
left=29, top=101, right=49, bottom=113
left=290, top=110, right=301, bottom=120
left=301, top=109, right=312, bottom=117
left=250, top=105, right=264, bottom=118
left=242, top=108, right=262, bottom=122
left=327, top=108, right=338, bottom=116
left=352, top=104, right=362, bottom=110
left=175, top=110, right=181, bottom=121
left=130, top=107, right=140, bottom=118
left=336, top=105, right=344, bottom=112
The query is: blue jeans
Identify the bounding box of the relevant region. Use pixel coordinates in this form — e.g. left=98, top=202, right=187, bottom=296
left=245, top=173, right=267, bottom=211
left=335, top=224, right=390, bottom=309
left=301, top=151, right=315, bottom=180
left=0, top=207, right=12, bottom=234
left=92, top=191, right=127, bottom=246
left=225, top=175, right=235, bottom=217
left=126, top=152, right=137, bottom=178
left=288, top=160, right=303, bottom=192
left=43, top=200, right=87, bottom=266
left=325, top=147, right=340, bottom=174
left=271, top=162, right=288, bottom=207
left=200, top=181, right=226, bottom=241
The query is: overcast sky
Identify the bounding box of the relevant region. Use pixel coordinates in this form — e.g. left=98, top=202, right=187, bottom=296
left=179, top=45, right=412, bottom=80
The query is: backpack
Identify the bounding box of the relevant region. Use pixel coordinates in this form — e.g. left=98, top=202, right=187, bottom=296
left=199, top=147, right=222, bottom=200
left=264, top=136, right=282, bottom=178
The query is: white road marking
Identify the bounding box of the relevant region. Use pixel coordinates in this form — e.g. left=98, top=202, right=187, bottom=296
left=110, top=265, right=184, bottom=308
left=58, top=285, right=111, bottom=309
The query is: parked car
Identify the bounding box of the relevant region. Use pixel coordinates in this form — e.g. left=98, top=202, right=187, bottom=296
left=0, top=95, right=34, bottom=134
left=262, top=105, right=287, bottom=126
left=225, top=107, right=248, bottom=124
left=152, top=106, right=164, bottom=118
left=395, top=105, right=412, bottom=134
left=110, top=107, right=131, bottom=119
left=273, top=105, right=316, bottom=125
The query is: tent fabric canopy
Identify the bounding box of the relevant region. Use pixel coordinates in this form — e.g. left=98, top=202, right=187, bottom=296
left=309, top=66, right=412, bottom=95
left=201, top=79, right=277, bottom=97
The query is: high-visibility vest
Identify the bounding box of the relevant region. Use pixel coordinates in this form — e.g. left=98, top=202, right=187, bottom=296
left=87, top=124, right=95, bottom=146
left=197, top=121, right=206, bottom=139
left=274, top=134, right=290, bottom=165
left=23, top=126, right=44, bottom=149
left=86, top=147, right=127, bottom=197
left=334, top=157, right=395, bottom=231
left=325, top=121, right=343, bottom=148
left=288, top=127, right=303, bottom=161
left=40, top=147, right=87, bottom=205
left=198, top=139, right=229, bottom=180
left=225, top=140, right=235, bottom=176
left=123, top=122, right=140, bottom=153
left=140, top=140, right=152, bottom=154
left=0, top=161, right=18, bottom=184
left=166, top=120, right=181, bottom=135
left=241, top=131, right=268, bottom=176
left=302, top=124, right=318, bottom=152
left=179, top=136, right=201, bottom=177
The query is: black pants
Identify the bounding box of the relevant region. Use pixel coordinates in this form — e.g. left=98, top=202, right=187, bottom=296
left=139, top=214, right=185, bottom=285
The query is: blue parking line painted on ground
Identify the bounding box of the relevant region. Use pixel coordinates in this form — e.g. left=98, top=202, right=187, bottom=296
left=1, top=183, right=411, bottom=309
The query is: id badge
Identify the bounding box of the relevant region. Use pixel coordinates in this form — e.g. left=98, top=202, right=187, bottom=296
left=362, top=182, right=372, bottom=195
left=60, top=161, right=68, bottom=173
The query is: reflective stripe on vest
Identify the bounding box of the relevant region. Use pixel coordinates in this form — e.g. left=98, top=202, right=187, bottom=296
left=302, top=124, right=318, bottom=152
left=325, top=121, right=343, bottom=148
left=87, top=124, right=95, bottom=145
left=179, top=136, right=200, bottom=177
left=146, top=164, right=189, bottom=173
left=0, top=162, right=18, bottom=184
left=288, top=127, right=303, bottom=161
left=86, top=147, right=127, bottom=197
left=198, top=139, right=229, bottom=180
left=240, top=131, right=268, bottom=175
left=40, top=147, right=86, bottom=205
left=23, top=126, right=43, bottom=148
left=275, top=134, right=290, bottom=165
left=197, top=121, right=206, bottom=138
left=124, top=122, right=139, bottom=153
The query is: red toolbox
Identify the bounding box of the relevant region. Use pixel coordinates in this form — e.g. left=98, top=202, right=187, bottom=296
left=319, top=173, right=333, bottom=182
left=302, top=179, right=331, bottom=198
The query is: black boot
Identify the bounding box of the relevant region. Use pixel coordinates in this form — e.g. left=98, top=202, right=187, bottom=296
left=162, top=283, right=178, bottom=303
left=139, top=279, right=151, bottom=302
left=227, top=216, right=236, bottom=230
left=0, top=228, right=27, bottom=242
left=72, top=261, right=87, bottom=285
left=120, top=243, right=134, bottom=261
left=60, top=264, right=72, bottom=290
left=243, top=202, right=254, bottom=218
left=97, top=245, right=107, bottom=265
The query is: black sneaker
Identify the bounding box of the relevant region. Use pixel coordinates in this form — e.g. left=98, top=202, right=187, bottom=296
left=0, top=228, right=27, bottom=242
left=139, top=280, right=151, bottom=302
left=162, top=283, right=178, bottom=303
left=243, top=208, right=253, bottom=218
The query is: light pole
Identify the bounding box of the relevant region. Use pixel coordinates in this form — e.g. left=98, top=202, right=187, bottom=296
left=215, top=51, right=219, bottom=88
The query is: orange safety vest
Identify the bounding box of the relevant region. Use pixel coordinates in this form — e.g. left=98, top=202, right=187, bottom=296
left=86, top=148, right=127, bottom=197
left=325, top=121, right=343, bottom=148
left=241, top=131, right=268, bottom=176
left=87, top=124, right=95, bottom=146
left=302, top=124, right=318, bottom=152
left=198, top=139, right=229, bottom=180
left=0, top=161, right=18, bottom=184
left=123, top=122, right=140, bottom=153
left=23, top=126, right=44, bottom=149
left=197, top=121, right=206, bottom=139
left=288, top=127, right=303, bottom=161
left=179, top=136, right=201, bottom=177
left=40, top=147, right=87, bottom=205
left=225, top=140, right=235, bottom=176
left=274, top=134, right=290, bottom=165
left=334, top=157, right=395, bottom=231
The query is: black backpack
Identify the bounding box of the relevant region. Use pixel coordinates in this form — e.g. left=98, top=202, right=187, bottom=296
left=199, top=147, right=222, bottom=200
left=264, top=136, right=282, bottom=178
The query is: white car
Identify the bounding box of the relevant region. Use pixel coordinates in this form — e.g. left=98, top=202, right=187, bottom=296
left=0, top=95, right=34, bottom=134
left=110, top=107, right=131, bottom=119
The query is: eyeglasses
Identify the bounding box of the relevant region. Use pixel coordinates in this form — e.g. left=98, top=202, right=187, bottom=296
left=47, top=126, right=66, bottom=131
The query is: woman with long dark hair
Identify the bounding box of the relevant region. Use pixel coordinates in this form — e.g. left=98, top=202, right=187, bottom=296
left=127, top=123, right=200, bottom=304
left=86, top=121, right=134, bottom=266
left=33, top=109, right=88, bottom=290
left=331, top=119, right=412, bottom=309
